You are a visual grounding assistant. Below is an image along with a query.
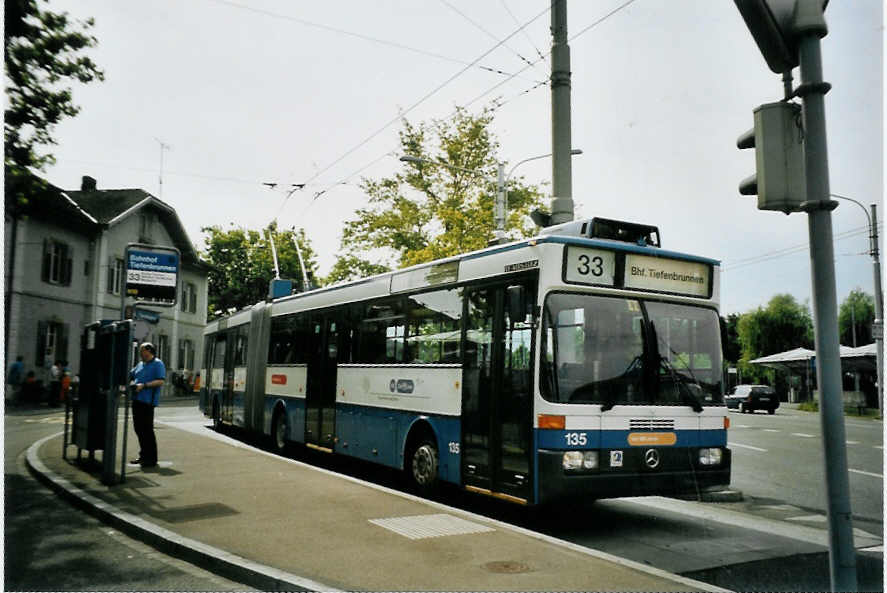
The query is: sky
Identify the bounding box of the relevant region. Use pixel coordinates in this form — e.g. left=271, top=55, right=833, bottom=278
left=39, top=0, right=883, bottom=319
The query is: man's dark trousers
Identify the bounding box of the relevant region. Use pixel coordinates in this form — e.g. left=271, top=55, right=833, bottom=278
left=132, top=400, right=157, bottom=465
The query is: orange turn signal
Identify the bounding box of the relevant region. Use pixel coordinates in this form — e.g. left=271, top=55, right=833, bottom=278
left=724, top=416, right=730, bottom=429
left=538, top=414, right=566, bottom=430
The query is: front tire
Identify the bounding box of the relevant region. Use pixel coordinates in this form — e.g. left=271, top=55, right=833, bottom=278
left=739, top=402, right=746, bottom=414
left=768, top=408, right=776, bottom=415
left=408, top=439, right=439, bottom=495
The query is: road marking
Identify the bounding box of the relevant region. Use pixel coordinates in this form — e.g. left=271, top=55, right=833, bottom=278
left=845, top=440, right=860, bottom=445
left=729, top=442, right=768, bottom=452
left=763, top=429, right=781, bottom=433
left=735, top=424, right=751, bottom=428
left=849, top=468, right=883, bottom=479
left=874, top=446, right=883, bottom=450
left=791, top=433, right=816, bottom=438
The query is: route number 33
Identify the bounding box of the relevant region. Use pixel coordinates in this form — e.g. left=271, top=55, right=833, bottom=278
left=576, top=254, right=604, bottom=277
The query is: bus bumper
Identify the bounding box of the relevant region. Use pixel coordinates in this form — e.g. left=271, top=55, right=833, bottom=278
left=536, top=447, right=732, bottom=505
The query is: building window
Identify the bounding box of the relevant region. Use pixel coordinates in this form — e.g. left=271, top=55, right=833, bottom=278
left=107, top=258, right=124, bottom=294
left=36, top=321, right=68, bottom=367
left=41, top=240, right=72, bottom=285
left=181, top=282, right=198, bottom=313
left=178, top=338, right=195, bottom=370
left=139, top=213, right=154, bottom=242
left=157, top=334, right=170, bottom=363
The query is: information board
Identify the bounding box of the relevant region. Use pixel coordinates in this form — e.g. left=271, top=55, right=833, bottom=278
left=623, top=253, right=710, bottom=297
left=125, top=245, right=180, bottom=305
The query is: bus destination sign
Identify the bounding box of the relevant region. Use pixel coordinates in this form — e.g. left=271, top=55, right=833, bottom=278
left=125, top=245, right=180, bottom=305
left=623, top=253, right=710, bottom=297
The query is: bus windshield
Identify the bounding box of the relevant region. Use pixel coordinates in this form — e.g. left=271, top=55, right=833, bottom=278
left=541, top=293, right=723, bottom=407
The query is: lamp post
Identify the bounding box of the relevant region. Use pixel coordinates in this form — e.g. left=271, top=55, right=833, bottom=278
left=831, top=193, right=883, bottom=414
left=400, top=149, right=582, bottom=242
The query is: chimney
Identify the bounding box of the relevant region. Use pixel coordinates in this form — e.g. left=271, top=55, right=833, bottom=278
left=81, top=176, right=97, bottom=191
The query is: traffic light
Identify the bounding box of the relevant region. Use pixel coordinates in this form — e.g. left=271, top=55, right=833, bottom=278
left=737, top=101, right=807, bottom=214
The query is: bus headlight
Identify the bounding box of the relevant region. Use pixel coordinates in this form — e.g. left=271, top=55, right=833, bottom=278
left=563, top=451, right=598, bottom=472
left=699, top=447, right=723, bottom=466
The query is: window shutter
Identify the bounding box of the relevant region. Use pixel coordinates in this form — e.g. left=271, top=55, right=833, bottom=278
left=190, top=285, right=197, bottom=313
left=42, top=240, right=50, bottom=282
left=35, top=321, right=48, bottom=367
left=62, top=246, right=73, bottom=285
left=107, top=256, right=115, bottom=293
left=58, top=324, right=69, bottom=363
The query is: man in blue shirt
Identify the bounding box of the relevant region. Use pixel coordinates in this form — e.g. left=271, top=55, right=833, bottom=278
left=129, top=342, right=166, bottom=468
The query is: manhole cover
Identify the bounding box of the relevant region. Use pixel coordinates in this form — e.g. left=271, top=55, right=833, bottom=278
left=482, top=560, right=531, bottom=574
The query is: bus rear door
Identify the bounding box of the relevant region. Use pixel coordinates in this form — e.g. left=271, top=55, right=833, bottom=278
left=305, top=314, right=339, bottom=451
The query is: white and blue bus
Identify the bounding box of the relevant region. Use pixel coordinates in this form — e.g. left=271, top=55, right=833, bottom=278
left=200, top=218, right=730, bottom=505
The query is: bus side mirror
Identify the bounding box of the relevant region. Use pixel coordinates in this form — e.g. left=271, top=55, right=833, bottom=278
left=507, top=285, right=528, bottom=322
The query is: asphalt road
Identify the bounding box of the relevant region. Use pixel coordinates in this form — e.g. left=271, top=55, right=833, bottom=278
left=4, top=400, right=254, bottom=592
left=726, top=405, right=883, bottom=533
left=7, top=400, right=884, bottom=592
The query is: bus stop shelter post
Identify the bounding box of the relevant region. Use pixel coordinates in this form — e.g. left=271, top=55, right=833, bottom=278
left=102, top=326, right=119, bottom=485
left=120, top=325, right=135, bottom=484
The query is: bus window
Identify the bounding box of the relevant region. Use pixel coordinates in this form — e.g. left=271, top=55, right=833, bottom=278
left=406, top=288, right=463, bottom=364
left=357, top=299, right=405, bottom=364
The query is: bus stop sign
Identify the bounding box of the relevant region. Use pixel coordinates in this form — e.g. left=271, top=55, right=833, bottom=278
left=125, top=244, right=180, bottom=306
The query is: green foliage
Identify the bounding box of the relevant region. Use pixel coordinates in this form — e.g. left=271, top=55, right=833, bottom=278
left=328, top=105, right=545, bottom=283
left=838, top=288, right=875, bottom=347
left=798, top=400, right=818, bottom=412
left=201, top=223, right=317, bottom=316
left=5, top=0, right=104, bottom=206
left=720, top=313, right=741, bottom=364
left=736, top=294, right=813, bottom=383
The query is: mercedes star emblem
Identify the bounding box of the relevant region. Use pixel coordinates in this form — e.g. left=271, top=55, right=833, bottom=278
left=644, top=449, right=661, bottom=469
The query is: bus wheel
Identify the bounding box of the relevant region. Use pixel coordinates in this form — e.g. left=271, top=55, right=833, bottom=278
left=271, top=408, right=287, bottom=453
left=409, top=439, right=439, bottom=494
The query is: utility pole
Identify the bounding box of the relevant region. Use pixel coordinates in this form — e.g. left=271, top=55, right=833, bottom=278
left=871, top=203, right=884, bottom=414
left=550, top=0, right=573, bottom=225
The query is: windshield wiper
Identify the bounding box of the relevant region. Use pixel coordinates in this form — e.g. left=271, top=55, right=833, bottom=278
left=659, top=356, right=704, bottom=413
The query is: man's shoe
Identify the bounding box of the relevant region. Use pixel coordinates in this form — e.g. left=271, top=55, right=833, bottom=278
left=130, top=458, right=142, bottom=464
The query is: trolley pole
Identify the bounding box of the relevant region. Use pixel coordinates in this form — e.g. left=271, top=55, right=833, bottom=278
left=550, top=0, right=573, bottom=224
left=796, top=11, right=857, bottom=590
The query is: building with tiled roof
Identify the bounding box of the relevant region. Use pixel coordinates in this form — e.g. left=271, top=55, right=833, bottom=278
left=5, top=174, right=209, bottom=400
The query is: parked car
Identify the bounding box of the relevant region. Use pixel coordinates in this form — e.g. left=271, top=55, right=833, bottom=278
left=725, top=384, right=779, bottom=414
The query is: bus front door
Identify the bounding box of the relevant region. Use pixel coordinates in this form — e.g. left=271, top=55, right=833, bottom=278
left=305, top=315, right=338, bottom=451
left=462, top=281, right=534, bottom=503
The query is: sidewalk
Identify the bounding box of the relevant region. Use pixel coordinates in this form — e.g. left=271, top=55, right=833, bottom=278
left=28, top=418, right=730, bottom=592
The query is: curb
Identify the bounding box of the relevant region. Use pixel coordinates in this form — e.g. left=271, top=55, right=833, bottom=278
left=26, top=433, right=342, bottom=593
left=674, top=490, right=744, bottom=503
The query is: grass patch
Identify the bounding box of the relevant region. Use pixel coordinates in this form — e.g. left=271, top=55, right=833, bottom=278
left=796, top=400, right=881, bottom=418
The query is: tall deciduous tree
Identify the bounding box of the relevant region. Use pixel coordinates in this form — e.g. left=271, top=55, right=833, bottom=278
left=737, top=293, right=814, bottom=383
left=5, top=0, right=104, bottom=205
left=201, top=224, right=317, bottom=316
left=326, top=105, right=545, bottom=284
left=838, top=288, right=875, bottom=347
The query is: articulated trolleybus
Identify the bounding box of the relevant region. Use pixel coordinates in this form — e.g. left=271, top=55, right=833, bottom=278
left=200, top=217, right=730, bottom=505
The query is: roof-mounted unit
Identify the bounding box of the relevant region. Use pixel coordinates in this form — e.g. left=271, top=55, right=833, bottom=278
left=540, top=217, right=661, bottom=247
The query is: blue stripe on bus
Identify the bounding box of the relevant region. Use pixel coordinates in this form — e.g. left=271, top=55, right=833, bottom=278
left=535, top=429, right=727, bottom=450
left=263, top=395, right=307, bottom=442
left=334, top=402, right=461, bottom=485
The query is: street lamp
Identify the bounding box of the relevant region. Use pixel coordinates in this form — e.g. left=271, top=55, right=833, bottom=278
left=831, top=193, right=884, bottom=415
left=399, top=149, right=583, bottom=243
